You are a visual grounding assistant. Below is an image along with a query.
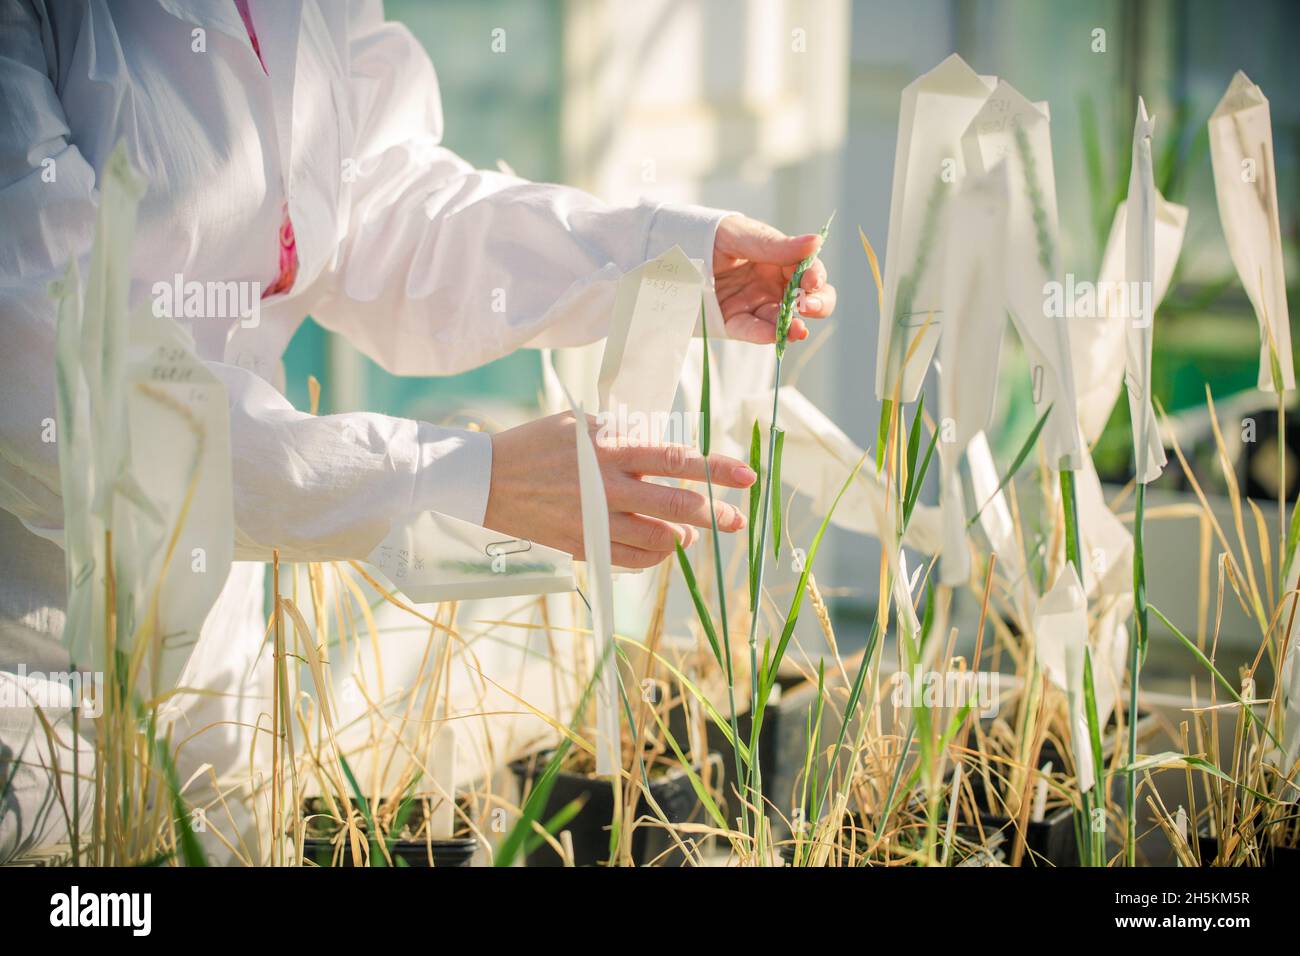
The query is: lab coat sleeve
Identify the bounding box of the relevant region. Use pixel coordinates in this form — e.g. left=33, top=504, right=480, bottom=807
left=309, top=4, right=733, bottom=378
left=209, top=363, right=491, bottom=562
left=0, top=0, right=490, bottom=563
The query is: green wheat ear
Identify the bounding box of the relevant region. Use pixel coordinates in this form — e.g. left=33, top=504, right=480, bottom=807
left=775, top=212, right=835, bottom=357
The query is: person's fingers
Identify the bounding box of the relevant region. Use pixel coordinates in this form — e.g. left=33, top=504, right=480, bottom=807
left=714, top=264, right=752, bottom=298
left=611, top=479, right=746, bottom=532
left=610, top=542, right=671, bottom=569
left=720, top=216, right=821, bottom=265
left=722, top=311, right=811, bottom=344
left=609, top=513, right=695, bottom=553
left=722, top=282, right=828, bottom=328
left=608, top=443, right=756, bottom=487
left=781, top=257, right=827, bottom=286
left=719, top=281, right=782, bottom=321
left=798, top=283, right=837, bottom=318
left=800, top=258, right=828, bottom=292
left=563, top=530, right=676, bottom=568
left=722, top=313, right=776, bottom=344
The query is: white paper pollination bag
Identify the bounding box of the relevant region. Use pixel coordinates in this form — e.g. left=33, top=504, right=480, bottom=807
left=1073, top=193, right=1187, bottom=447
left=963, top=81, right=1082, bottom=471
left=1209, top=72, right=1293, bottom=393
left=732, top=387, right=941, bottom=555
left=937, top=162, right=1010, bottom=585
left=1034, top=565, right=1096, bottom=792
left=876, top=54, right=997, bottom=404
left=1123, top=98, right=1168, bottom=485
left=53, top=143, right=234, bottom=695
left=965, top=432, right=1021, bottom=584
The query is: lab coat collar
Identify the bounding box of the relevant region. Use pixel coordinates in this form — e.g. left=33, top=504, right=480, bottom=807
left=153, top=0, right=253, bottom=48
left=246, top=2, right=303, bottom=202
left=154, top=0, right=303, bottom=190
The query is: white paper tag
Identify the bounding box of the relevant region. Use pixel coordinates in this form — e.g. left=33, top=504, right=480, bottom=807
left=598, top=245, right=705, bottom=442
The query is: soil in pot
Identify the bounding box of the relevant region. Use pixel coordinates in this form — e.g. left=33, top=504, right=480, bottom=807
left=509, top=750, right=717, bottom=867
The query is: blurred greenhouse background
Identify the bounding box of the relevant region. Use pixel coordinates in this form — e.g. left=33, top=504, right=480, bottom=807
left=282, top=0, right=1299, bottom=685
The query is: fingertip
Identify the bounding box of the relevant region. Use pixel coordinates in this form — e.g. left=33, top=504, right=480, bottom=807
left=732, top=463, right=757, bottom=486
left=801, top=284, right=836, bottom=318
left=774, top=234, right=820, bottom=263
left=795, top=234, right=823, bottom=257
left=800, top=262, right=827, bottom=291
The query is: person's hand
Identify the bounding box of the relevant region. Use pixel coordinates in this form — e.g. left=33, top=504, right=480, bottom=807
left=483, top=412, right=757, bottom=569
left=713, top=213, right=837, bottom=344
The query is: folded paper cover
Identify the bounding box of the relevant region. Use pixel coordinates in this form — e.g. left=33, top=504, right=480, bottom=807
left=732, top=387, right=941, bottom=554
left=877, top=54, right=997, bottom=404
left=1073, top=193, right=1187, bottom=446
left=1073, top=446, right=1133, bottom=600
left=1033, top=565, right=1096, bottom=792
left=937, top=163, right=1010, bottom=585
left=1209, top=72, right=1293, bottom=393
left=963, top=80, right=1082, bottom=470
left=1123, top=98, right=1168, bottom=485
left=53, top=143, right=234, bottom=695
left=966, top=432, right=1022, bottom=585
left=367, top=510, right=575, bottom=603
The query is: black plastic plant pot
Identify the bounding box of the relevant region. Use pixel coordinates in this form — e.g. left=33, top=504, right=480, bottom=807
left=778, top=800, right=1077, bottom=867
left=302, top=835, right=478, bottom=868
left=509, top=751, right=716, bottom=867
left=958, top=737, right=1076, bottom=866
left=1197, top=832, right=1300, bottom=867
left=664, top=673, right=817, bottom=839
left=969, top=800, right=1078, bottom=866
left=666, top=708, right=769, bottom=830
left=961, top=710, right=1159, bottom=866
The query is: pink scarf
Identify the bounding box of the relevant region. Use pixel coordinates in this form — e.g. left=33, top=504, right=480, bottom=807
left=233, top=0, right=298, bottom=297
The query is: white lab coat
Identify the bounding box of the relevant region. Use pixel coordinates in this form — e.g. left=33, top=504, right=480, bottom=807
left=0, top=0, right=729, bottom=860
